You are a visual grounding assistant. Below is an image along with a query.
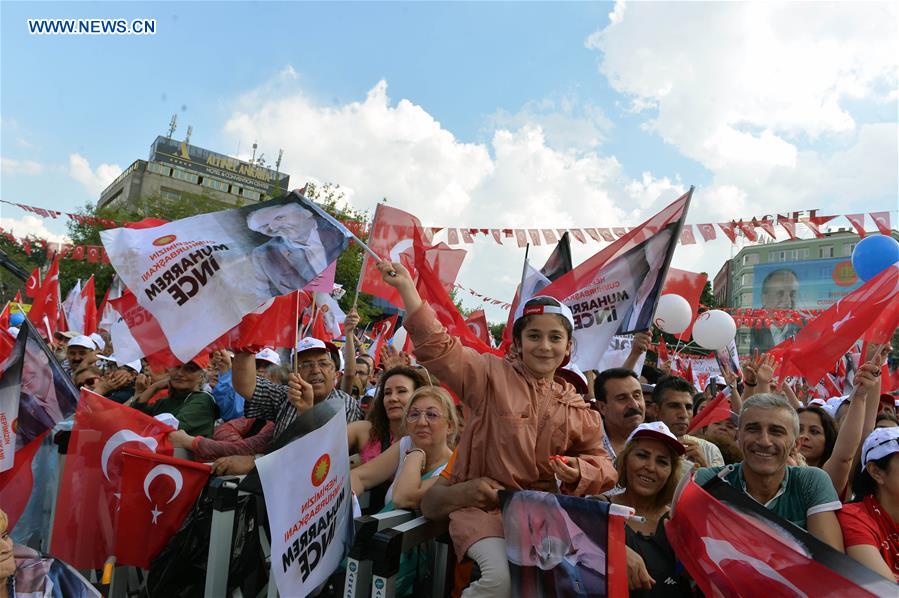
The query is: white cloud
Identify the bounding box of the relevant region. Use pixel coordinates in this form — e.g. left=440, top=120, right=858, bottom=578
left=488, top=95, right=613, bottom=152
left=0, top=215, right=70, bottom=245
left=68, top=153, right=122, bottom=196
left=1, top=157, right=45, bottom=176
left=586, top=1, right=898, bottom=193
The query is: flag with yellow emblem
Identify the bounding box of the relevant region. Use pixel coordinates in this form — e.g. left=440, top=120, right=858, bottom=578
left=255, top=399, right=353, bottom=596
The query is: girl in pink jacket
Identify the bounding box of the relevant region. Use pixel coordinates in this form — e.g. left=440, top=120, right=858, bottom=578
left=378, top=261, right=617, bottom=597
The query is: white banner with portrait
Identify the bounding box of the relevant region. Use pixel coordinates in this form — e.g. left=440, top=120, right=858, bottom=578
left=101, top=192, right=350, bottom=361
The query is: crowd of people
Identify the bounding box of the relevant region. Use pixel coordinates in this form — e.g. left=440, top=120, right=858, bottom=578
left=3, top=256, right=898, bottom=596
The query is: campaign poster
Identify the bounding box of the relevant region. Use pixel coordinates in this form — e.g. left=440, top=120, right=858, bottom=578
left=750, top=257, right=862, bottom=354
left=255, top=403, right=353, bottom=596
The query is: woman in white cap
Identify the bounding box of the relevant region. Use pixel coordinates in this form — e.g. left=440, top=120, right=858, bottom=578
left=603, top=422, right=691, bottom=595
left=837, top=427, right=899, bottom=582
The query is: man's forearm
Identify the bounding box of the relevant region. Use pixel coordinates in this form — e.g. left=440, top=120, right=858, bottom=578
left=232, top=352, right=258, bottom=400
left=420, top=479, right=463, bottom=521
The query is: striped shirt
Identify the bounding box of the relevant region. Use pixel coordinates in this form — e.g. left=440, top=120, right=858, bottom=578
left=244, top=375, right=363, bottom=441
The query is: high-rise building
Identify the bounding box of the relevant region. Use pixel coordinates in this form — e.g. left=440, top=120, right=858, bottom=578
left=98, top=136, right=290, bottom=210
left=714, top=228, right=898, bottom=355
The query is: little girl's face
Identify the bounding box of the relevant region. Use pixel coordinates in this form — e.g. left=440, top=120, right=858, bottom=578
left=517, top=314, right=571, bottom=379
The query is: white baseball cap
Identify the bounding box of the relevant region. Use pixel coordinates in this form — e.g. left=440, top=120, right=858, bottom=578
left=89, top=332, right=106, bottom=351
left=861, top=427, right=899, bottom=469
left=823, top=395, right=850, bottom=418
left=808, top=398, right=826, bottom=408
left=67, top=335, right=96, bottom=350
left=514, top=296, right=575, bottom=331
left=625, top=421, right=686, bottom=456
left=255, top=348, right=281, bottom=366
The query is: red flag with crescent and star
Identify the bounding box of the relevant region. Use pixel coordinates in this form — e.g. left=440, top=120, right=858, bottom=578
left=357, top=204, right=466, bottom=308
left=114, top=449, right=210, bottom=568
left=50, top=389, right=174, bottom=569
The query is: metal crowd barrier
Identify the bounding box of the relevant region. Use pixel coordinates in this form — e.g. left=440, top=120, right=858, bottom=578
left=369, top=516, right=452, bottom=598
left=344, top=509, right=417, bottom=598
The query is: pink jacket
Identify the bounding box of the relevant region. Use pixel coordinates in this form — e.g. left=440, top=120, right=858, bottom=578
left=405, top=304, right=617, bottom=558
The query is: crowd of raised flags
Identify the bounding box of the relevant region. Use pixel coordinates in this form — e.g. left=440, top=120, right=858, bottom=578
left=0, top=188, right=897, bottom=596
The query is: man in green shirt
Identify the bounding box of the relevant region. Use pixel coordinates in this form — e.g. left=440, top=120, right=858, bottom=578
left=131, top=359, right=218, bottom=437
left=694, top=393, right=844, bottom=551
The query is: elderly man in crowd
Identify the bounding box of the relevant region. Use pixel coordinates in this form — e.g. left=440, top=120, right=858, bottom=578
left=594, top=368, right=646, bottom=459
left=63, top=335, right=96, bottom=378
left=226, top=336, right=363, bottom=475
left=694, top=393, right=844, bottom=551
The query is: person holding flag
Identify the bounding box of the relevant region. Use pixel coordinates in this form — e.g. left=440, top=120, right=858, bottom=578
left=694, top=394, right=845, bottom=550
left=647, top=376, right=724, bottom=470
left=376, top=260, right=617, bottom=597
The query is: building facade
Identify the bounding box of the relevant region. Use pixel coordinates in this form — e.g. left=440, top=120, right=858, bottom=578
left=714, top=229, right=899, bottom=354
left=98, top=136, right=290, bottom=210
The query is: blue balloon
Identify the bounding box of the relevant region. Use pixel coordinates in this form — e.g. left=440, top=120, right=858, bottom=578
left=9, top=312, right=25, bottom=327
left=851, top=234, right=899, bottom=281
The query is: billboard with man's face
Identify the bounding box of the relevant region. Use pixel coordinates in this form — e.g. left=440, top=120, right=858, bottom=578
left=752, top=257, right=862, bottom=310
left=749, top=257, right=862, bottom=354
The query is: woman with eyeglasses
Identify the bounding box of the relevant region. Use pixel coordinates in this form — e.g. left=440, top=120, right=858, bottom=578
left=347, top=366, right=429, bottom=464
left=838, top=426, right=899, bottom=582
left=350, top=386, right=458, bottom=510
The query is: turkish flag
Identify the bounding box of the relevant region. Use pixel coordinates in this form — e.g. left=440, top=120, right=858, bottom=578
left=666, top=477, right=894, bottom=597
left=358, top=204, right=466, bottom=308
left=308, top=305, right=331, bottom=343
left=657, top=339, right=669, bottom=364
left=802, top=215, right=836, bottom=238
left=774, top=263, right=899, bottom=385
left=50, top=389, right=174, bottom=569
left=413, top=228, right=502, bottom=357
left=24, top=268, right=40, bottom=298
left=844, top=214, right=867, bottom=238
left=26, top=256, right=60, bottom=338
left=87, top=246, right=100, bottom=263
left=464, top=310, right=491, bottom=346
left=686, top=392, right=730, bottom=434
left=114, top=449, right=210, bottom=568
left=779, top=218, right=799, bottom=240
left=679, top=224, right=696, bottom=245
left=661, top=268, right=708, bottom=342
left=870, top=211, right=892, bottom=236
left=368, top=315, right=399, bottom=369
left=696, top=223, right=717, bottom=242
left=753, top=217, right=778, bottom=240
left=81, top=275, right=98, bottom=335
left=718, top=222, right=738, bottom=243
left=736, top=220, right=758, bottom=242
left=71, top=245, right=85, bottom=261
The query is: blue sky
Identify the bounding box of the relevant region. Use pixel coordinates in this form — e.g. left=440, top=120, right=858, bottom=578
left=2, top=1, right=896, bottom=321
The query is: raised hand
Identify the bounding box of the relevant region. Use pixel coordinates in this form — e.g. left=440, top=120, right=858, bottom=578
left=288, top=372, right=315, bottom=415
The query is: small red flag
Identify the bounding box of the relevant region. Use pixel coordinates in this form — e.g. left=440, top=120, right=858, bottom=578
left=687, top=392, right=730, bottom=434
left=114, top=449, right=210, bottom=568
left=869, top=211, right=891, bottom=236
left=696, top=223, right=717, bottom=241
left=81, top=275, right=98, bottom=335
left=718, top=222, right=738, bottom=243
left=464, top=309, right=491, bottom=346
left=844, top=214, right=867, bottom=238
left=24, top=267, right=40, bottom=298
left=368, top=315, right=399, bottom=369
left=27, top=256, right=60, bottom=337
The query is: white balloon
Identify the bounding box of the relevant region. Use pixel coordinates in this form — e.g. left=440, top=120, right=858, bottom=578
left=652, top=294, right=693, bottom=334
left=692, top=310, right=737, bottom=350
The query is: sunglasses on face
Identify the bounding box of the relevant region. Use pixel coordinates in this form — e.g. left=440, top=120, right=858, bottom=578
left=406, top=409, right=444, bottom=423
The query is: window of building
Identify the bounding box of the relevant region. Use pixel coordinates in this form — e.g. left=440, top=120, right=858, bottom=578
left=819, top=246, right=834, bottom=258
left=147, top=162, right=171, bottom=176
left=202, top=177, right=228, bottom=192
left=843, top=243, right=856, bottom=256
left=160, top=187, right=181, bottom=201
left=241, top=188, right=261, bottom=201
left=742, top=253, right=759, bottom=266
left=740, top=291, right=753, bottom=307
left=741, top=272, right=754, bottom=286
left=171, top=168, right=199, bottom=184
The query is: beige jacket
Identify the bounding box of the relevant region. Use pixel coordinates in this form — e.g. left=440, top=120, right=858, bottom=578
left=406, top=303, right=618, bottom=557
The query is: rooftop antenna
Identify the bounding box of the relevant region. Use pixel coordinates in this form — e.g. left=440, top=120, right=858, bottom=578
left=185, top=125, right=193, bottom=145
left=167, top=114, right=177, bottom=138
left=275, top=149, right=284, bottom=173
left=251, top=142, right=258, bottom=164
left=256, top=153, right=266, bottom=167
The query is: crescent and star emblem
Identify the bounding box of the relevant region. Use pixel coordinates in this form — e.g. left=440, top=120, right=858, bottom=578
left=143, top=464, right=184, bottom=524
left=101, top=430, right=159, bottom=482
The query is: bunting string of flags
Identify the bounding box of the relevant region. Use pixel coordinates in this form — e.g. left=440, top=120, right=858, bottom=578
left=2, top=199, right=894, bottom=250
left=0, top=227, right=109, bottom=263
left=453, top=284, right=513, bottom=309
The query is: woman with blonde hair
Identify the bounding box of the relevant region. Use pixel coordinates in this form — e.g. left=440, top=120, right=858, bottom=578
left=351, top=385, right=458, bottom=509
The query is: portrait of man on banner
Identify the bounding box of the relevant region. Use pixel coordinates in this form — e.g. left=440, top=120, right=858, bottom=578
left=245, top=200, right=347, bottom=296
left=501, top=490, right=609, bottom=597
